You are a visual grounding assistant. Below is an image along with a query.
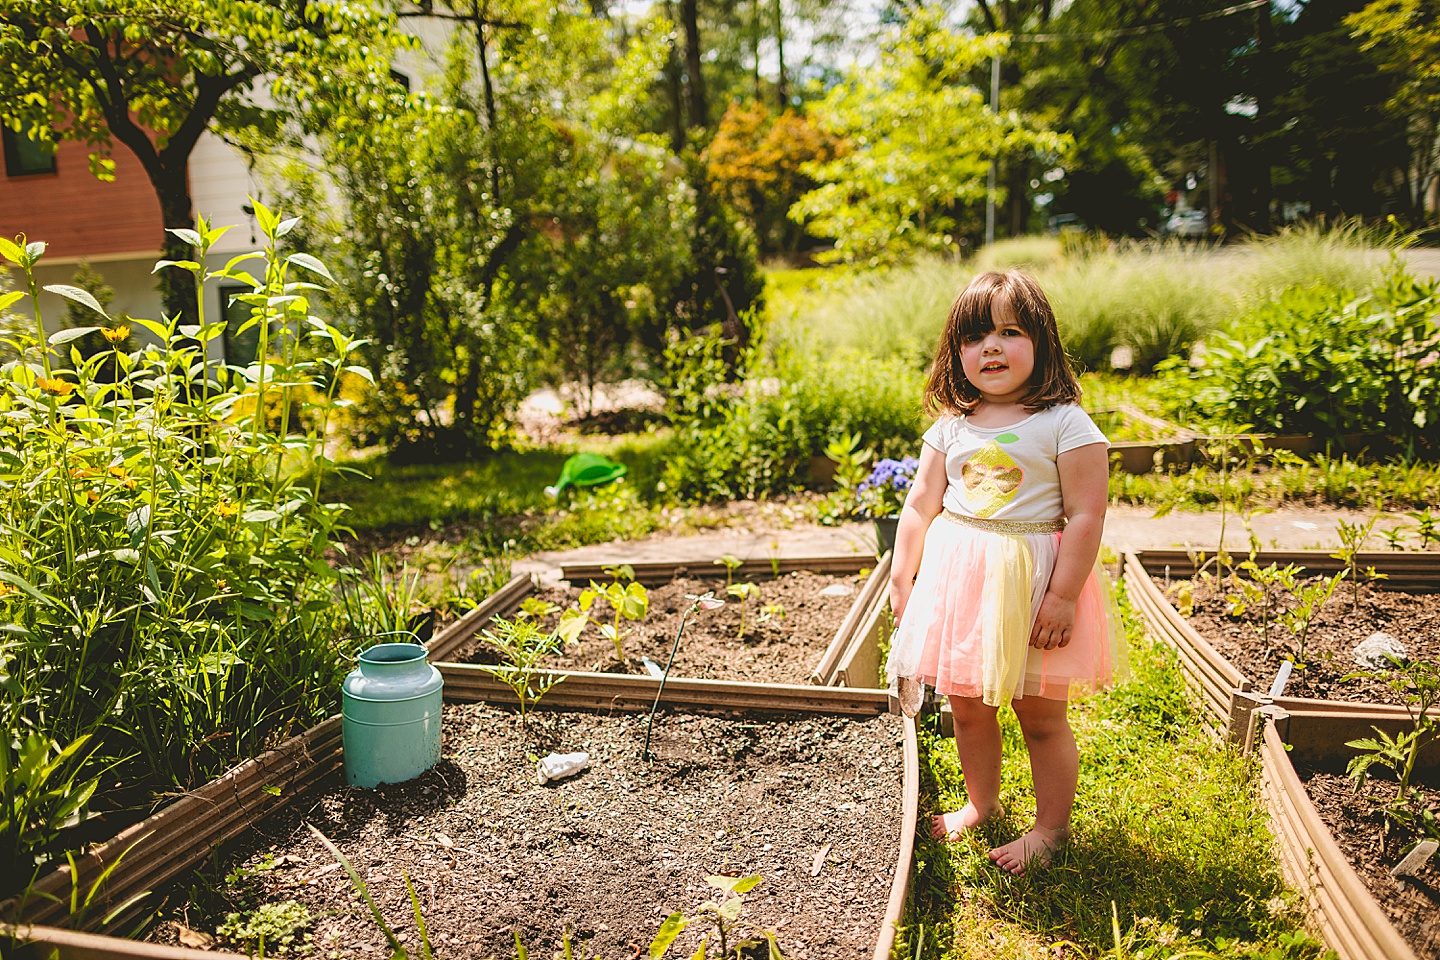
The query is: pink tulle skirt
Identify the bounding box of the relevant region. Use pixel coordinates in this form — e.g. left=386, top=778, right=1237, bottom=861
left=885, top=512, right=1126, bottom=707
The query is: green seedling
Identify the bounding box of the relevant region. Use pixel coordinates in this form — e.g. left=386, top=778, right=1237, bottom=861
left=1224, top=560, right=1301, bottom=652
left=1378, top=525, right=1412, bottom=551
left=767, top=539, right=780, bottom=578
left=1406, top=508, right=1440, bottom=549
left=649, top=874, right=781, bottom=960
left=1277, top=570, right=1345, bottom=668
left=481, top=616, right=567, bottom=723
left=713, top=554, right=742, bottom=590
left=1347, top=655, right=1440, bottom=797
left=517, top=596, right=561, bottom=620
left=216, top=900, right=313, bottom=955
left=1332, top=516, right=1386, bottom=609
left=728, top=582, right=761, bottom=638
left=603, top=563, right=636, bottom=583
left=759, top=602, right=784, bottom=625
left=558, top=577, right=650, bottom=664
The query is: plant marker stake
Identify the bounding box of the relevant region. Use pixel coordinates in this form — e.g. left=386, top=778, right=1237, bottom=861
left=1391, top=839, right=1438, bottom=878
left=643, top=593, right=722, bottom=761
left=1267, top=660, right=1293, bottom=699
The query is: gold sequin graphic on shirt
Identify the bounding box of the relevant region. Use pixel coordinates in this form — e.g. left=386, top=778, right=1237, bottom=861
left=960, top=440, right=1023, bottom=518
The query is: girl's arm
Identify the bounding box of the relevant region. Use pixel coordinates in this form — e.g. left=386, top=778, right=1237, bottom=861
left=1031, top=441, right=1108, bottom=649
left=889, top=442, right=947, bottom=623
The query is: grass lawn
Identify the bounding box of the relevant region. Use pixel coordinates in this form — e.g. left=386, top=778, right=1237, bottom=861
left=899, top=588, right=1327, bottom=960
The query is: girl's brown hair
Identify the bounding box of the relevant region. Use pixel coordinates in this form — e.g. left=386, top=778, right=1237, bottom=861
left=923, top=270, right=1082, bottom=416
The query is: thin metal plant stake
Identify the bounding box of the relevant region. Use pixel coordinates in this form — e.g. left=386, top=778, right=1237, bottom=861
left=643, top=593, right=720, bottom=761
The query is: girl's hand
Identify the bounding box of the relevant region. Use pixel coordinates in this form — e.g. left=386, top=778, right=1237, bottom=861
left=1030, top=591, right=1076, bottom=649
left=890, top=578, right=914, bottom=624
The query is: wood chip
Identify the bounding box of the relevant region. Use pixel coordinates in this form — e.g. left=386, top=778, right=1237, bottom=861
left=810, top=843, right=831, bottom=877
left=172, top=923, right=214, bottom=949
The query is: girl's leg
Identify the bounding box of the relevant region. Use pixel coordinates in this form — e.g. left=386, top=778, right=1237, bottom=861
left=989, top=694, right=1077, bottom=874
left=930, top=695, right=1004, bottom=839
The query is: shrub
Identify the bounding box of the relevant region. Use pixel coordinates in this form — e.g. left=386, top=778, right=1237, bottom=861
left=658, top=328, right=925, bottom=502
left=1161, top=266, right=1440, bottom=444
left=0, top=210, right=365, bottom=886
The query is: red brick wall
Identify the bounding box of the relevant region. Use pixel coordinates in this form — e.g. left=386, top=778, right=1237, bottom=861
left=0, top=137, right=164, bottom=259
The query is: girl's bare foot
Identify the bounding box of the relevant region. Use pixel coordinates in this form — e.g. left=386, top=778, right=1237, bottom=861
left=929, top=802, right=1003, bottom=841
left=988, top=825, right=1069, bottom=875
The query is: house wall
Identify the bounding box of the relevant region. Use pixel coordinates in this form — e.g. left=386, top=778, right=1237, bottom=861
left=0, top=137, right=164, bottom=261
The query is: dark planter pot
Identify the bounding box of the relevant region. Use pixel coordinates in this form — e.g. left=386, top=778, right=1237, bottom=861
left=873, top=517, right=899, bottom=555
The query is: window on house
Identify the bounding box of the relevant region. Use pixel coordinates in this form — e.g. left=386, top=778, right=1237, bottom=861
left=3, top=127, right=57, bottom=176
left=219, top=284, right=262, bottom=368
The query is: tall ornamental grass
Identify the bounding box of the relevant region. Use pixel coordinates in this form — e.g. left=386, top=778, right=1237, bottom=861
left=770, top=220, right=1398, bottom=377
left=0, top=208, right=369, bottom=890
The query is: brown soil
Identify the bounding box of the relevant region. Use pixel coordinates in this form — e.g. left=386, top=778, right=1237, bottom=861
left=1156, top=576, right=1440, bottom=704
left=149, top=702, right=904, bottom=960
left=451, top=571, right=870, bottom=685
left=1299, top=767, right=1440, bottom=958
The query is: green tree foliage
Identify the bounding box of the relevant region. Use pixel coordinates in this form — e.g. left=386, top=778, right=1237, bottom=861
left=792, top=14, right=1069, bottom=264
left=0, top=1, right=405, bottom=321
left=1347, top=0, right=1440, bottom=222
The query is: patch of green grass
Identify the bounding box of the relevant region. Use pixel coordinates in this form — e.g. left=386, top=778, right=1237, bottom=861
left=899, top=587, right=1327, bottom=960
left=326, top=432, right=674, bottom=534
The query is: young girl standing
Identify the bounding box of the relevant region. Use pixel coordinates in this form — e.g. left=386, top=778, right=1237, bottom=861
left=885, top=270, right=1124, bottom=876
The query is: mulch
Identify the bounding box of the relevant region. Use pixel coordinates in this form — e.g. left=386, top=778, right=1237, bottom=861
left=148, top=702, right=905, bottom=960
left=1155, top=575, right=1440, bottom=703
left=450, top=571, right=873, bottom=686
left=1300, top=768, right=1440, bottom=959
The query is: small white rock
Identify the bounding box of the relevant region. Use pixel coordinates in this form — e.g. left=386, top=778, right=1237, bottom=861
left=820, top=583, right=854, bottom=597
left=1353, top=632, right=1407, bottom=670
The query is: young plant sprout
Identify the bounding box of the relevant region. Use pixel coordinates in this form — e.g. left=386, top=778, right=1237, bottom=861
left=642, top=592, right=725, bottom=761
left=1346, top=655, right=1440, bottom=841
left=1332, top=516, right=1386, bottom=610
left=728, top=581, right=761, bottom=638
left=650, top=874, right=781, bottom=960
left=713, top=553, right=742, bottom=589
left=481, top=615, right=567, bottom=724
left=557, top=575, right=650, bottom=664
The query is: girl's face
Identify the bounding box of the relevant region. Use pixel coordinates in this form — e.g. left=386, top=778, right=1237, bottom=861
left=959, top=296, right=1036, bottom=404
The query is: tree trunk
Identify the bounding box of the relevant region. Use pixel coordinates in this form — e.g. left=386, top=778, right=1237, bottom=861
left=664, top=34, right=686, bottom=151
left=681, top=0, right=708, bottom=129
left=774, top=0, right=787, bottom=109
left=156, top=166, right=199, bottom=323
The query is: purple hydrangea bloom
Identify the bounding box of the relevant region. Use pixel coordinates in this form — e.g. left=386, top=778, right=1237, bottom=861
left=857, top=456, right=919, bottom=517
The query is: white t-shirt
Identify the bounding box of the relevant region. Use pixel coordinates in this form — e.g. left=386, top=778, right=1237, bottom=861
left=921, top=404, right=1108, bottom=521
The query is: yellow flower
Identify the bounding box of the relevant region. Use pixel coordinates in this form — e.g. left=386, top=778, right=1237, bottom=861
left=38, top=377, right=75, bottom=396
left=102, top=325, right=130, bottom=343
left=216, top=500, right=239, bottom=518
left=84, top=489, right=100, bottom=504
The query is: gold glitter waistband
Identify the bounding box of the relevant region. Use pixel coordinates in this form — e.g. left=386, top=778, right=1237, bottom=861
left=942, top=510, right=1066, bottom=535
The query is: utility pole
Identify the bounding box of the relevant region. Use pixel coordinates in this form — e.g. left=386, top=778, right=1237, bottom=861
left=985, top=53, right=999, bottom=246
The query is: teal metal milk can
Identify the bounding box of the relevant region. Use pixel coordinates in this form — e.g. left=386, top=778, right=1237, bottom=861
left=342, top=642, right=443, bottom=788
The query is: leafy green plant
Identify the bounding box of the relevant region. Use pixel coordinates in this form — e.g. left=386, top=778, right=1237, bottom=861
left=480, top=617, right=567, bottom=724
left=0, top=208, right=368, bottom=882
left=1331, top=516, right=1387, bottom=609
left=1276, top=570, right=1346, bottom=668
left=649, top=874, right=781, bottom=960
left=713, top=554, right=742, bottom=591
left=558, top=576, right=650, bottom=665
left=0, top=733, right=99, bottom=887
left=727, top=582, right=761, bottom=638
left=1346, top=655, right=1440, bottom=841
left=1224, top=561, right=1301, bottom=652
left=1406, top=507, right=1440, bottom=549
left=338, top=553, right=425, bottom=646
left=216, top=899, right=313, bottom=955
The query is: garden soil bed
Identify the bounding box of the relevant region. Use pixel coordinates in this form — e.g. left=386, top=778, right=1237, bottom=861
left=450, top=571, right=867, bottom=683
left=1154, top=577, right=1440, bottom=704
left=148, top=701, right=904, bottom=960
left=1299, top=767, right=1440, bottom=959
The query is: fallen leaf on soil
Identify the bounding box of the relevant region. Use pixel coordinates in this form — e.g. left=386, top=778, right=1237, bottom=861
left=811, top=843, right=831, bottom=877
left=304, top=863, right=342, bottom=884
left=172, top=923, right=214, bottom=949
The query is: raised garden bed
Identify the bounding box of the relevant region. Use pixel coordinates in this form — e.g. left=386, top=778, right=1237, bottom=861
left=144, top=702, right=907, bottom=959
left=1094, top=405, right=1198, bottom=475
left=429, top=555, right=891, bottom=690
left=3, top=666, right=918, bottom=960
left=1250, top=705, right=1439, bottom=960
left=1124, top=549, right=1440, bottom=741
